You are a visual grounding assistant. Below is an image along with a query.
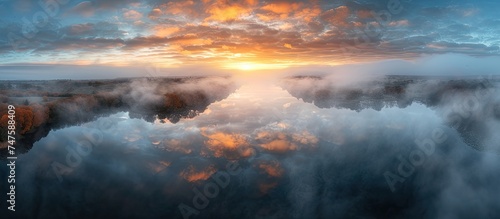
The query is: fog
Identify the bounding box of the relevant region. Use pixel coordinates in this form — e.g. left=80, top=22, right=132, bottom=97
left=272, top=54, right=500, bottom=78
left=1, top=75, right=500, bottom=218
left=0, top=64, right=233, bottom=80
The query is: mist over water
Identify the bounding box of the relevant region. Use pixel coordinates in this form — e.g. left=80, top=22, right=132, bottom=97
left=2, top=0, right=500, bottom=215
left=1, top=75, right=500, bottom=219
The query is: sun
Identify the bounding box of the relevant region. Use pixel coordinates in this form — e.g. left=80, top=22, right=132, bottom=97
left=223, top=62, right=290, bottom=71
left=239, top=63, right=254, bottom=71
left=226, top=62, right=260, bottom=71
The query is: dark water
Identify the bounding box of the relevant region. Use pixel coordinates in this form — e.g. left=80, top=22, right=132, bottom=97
left=1, top=79, right=500, bottom=219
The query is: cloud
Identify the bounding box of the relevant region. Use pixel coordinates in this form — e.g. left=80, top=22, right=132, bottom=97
left=1, top=0, right=500, bottom=67
left=153, top=26, right=180, bottom=37
left=65, top=23, right=94, bottom=35
left=204, top=0, right=255, bottom=22
left=162, top=0, right=196, bottom=15
left=257, top=1, right=320, bottom=22
left=321, top=6, right=351, bottom=27
left=123, top=9, right=143, bottom=20
left=61, top=22, right=126, bottom=38
left=69, top=1, right=95, bottom=17
left=257, top=160, right=284, bottom=177
left=201, top=128, right=255, bottom=158
left=180, top=164, right=217, bottom=182
left=256, top=131, right=298, bottom=153
left=92, top=0, right=141, bottom=10
left=260, top=2, right=301, bottom=17
left=389, top=19, right=409, bottom=26
left=148, top=8, right=162, bottom=20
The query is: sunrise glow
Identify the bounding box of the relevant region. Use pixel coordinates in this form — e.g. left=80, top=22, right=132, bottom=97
left=223, top=62, right=291, bottom=71
left=0, top=0, right=497, bottom=75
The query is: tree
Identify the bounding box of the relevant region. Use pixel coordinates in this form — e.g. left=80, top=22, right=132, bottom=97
left=15, top=107, right=35, bottom=134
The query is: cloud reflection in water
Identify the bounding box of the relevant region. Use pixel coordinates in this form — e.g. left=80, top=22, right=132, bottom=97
left=2, top=80, right=500, bottom=219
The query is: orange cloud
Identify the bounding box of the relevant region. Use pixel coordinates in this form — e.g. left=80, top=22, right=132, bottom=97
left=256, top=132, right=297, bottom=153
left=258, top=161, right=284, bottom=178
left=258, top=2, right=302, bottom=20
left=204, top=0, right=255, bottom=22
left=123, top=9, right=142, bottom=20
left=201, top=129, right=255, bottom=158
left=295, top=6, right=322, bottom=22
left=163, top=0, right=195, bottom=15
left=171, top=34, right=213, bottom=46
left=356, top=10, right=373, bottom=19
left=261, top=2, right=301, bottom=15
left=246, top=0, right=258, bottom=6
left=292, top=131, right=319, bottom=145
left=153, top=26, right=180, bottom=37
left=322, top=6, right=351, bottom=27
left=260, top=139, right=298, bottom=153
left=255, top=130, right=318, bottom=153
left=180, top=165, right=217, bottom=182
left=258, top=2, right=321, bottom=22
left=148, top=8, right=162, bottom=20
left=206, top=5, right=250, bottom=21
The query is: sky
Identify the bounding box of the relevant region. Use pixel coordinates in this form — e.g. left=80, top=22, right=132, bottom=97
left=0, top=0, right=500, bottom=75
